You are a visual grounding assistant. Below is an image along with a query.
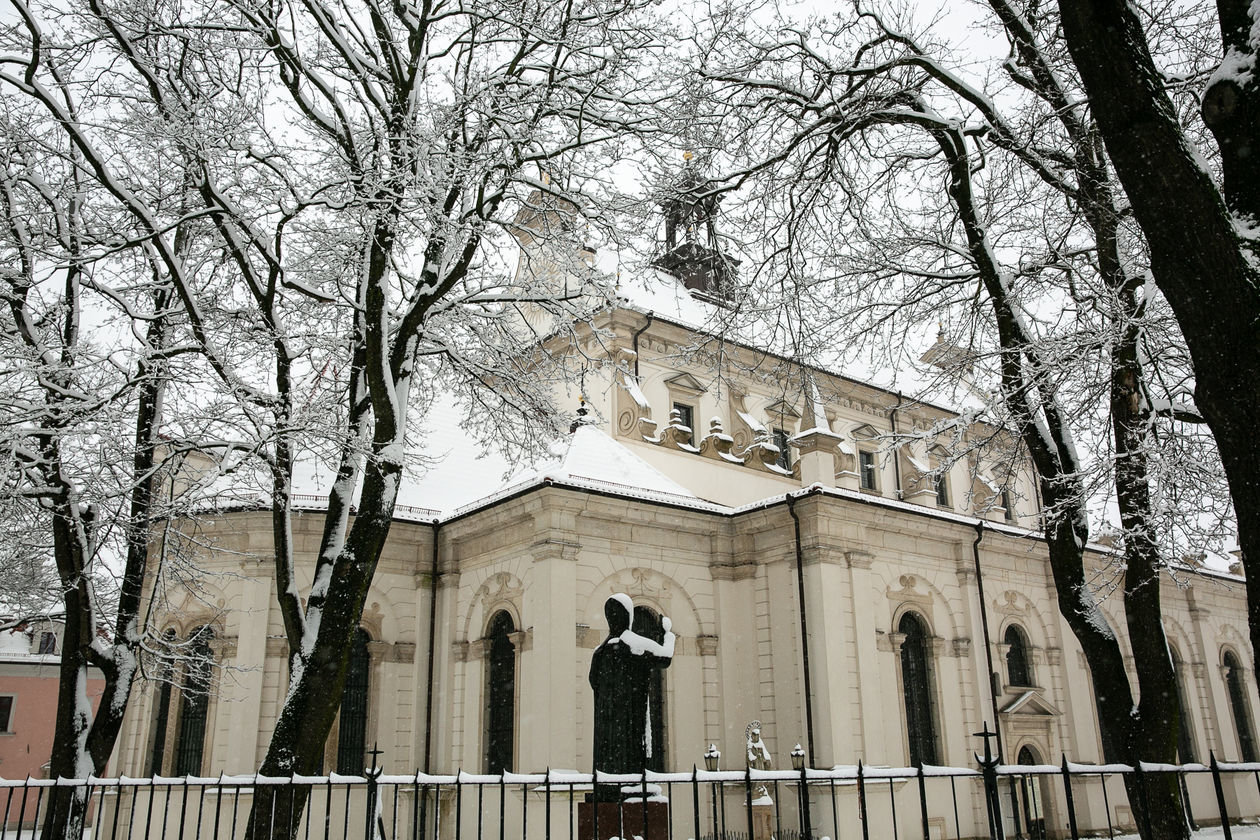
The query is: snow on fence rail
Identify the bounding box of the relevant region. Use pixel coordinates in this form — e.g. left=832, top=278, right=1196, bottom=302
left=2, top=757, right=1260, bottom=840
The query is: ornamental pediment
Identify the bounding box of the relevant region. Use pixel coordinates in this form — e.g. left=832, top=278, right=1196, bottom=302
left=851, top=423, right=880, bottom=441
left=664, top=373, right=706, bottom=396
left=764, top=398, right=801, bottom=420
left=1000, top=690, right=1060, bottom=717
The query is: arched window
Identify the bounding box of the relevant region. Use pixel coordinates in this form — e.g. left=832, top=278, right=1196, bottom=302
left=484, top=612, right=516, bottom=773
left=174, top=627, right=214, bottom=775
left=336, top=629, right=372, bottom=774
left=1171, top=647, right=1196, bottom=763
left=633, top=606, right=668, bottom=772
left=148, top=629, right=178, bottom=775
left=1005, top=625, right=1033, bottom=688
left=1224, top=651, right=1257, bottom=761
left=898, top=612, right=938, bottom=766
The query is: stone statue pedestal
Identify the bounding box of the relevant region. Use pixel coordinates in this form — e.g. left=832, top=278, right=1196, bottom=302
left=750, top=803, right=774, bottom=840
left=578, top=799, right=668, bottom=840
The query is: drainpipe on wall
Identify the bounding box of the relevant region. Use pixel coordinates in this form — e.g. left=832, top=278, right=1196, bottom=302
left=422, top=520, right=442, bottom=776
left=787, top=491, right=818, bottom=767
left=971, top=521, right=1005, bottom=763
left=890, top=393, right=904, bottom=499
left=632, top=311, right=654, bottom=379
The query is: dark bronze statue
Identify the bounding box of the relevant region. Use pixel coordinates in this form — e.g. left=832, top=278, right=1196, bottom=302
left=589, top=593, right=675, bottom=800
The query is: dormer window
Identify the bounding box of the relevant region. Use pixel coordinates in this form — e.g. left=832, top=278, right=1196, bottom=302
left=673, top=402, right=696, bottom=448
left=859, top=450, right=878, bottom=491
left=772, top=428, right=792, bottom=471
left=928, top=446, right=951, bottom=508
left=37, top=631, right=56, bottom=655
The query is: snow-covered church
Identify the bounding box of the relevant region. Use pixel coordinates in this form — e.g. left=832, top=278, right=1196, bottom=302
left=115, top=181, right=1260, bottom=838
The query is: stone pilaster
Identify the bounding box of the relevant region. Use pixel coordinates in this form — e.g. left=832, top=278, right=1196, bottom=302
left=846, top=549, right=887, bottom=760
left=520, top=538, right=580, bottom=770
left=228, top=571, right=272, bottom=773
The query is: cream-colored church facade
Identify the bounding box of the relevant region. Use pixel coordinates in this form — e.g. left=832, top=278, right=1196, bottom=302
left=113, top=291, right=1260, bottom=837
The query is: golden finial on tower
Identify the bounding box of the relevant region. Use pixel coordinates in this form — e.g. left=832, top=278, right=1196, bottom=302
left=683, top=150, right=694, bottom=163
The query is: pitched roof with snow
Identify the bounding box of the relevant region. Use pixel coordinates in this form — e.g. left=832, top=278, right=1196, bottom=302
left=446, top=424, right=724, bottom=519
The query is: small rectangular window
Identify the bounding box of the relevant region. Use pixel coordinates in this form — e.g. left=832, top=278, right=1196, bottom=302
left=773, top=428, right=791, bottom=470
left=0, top=696, right=13, bottom=732
left=1001, top=489, right=1014, bottom=520
left=672, top=402, right=695, bottom=447
left=859, top=450, right=877, bottom=490
left=37, top=632, right=56, bottom=654
left=935, top=474, right=949, bottom=507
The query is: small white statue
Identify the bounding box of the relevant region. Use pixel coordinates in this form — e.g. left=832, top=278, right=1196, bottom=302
left=746, top=720, right=772, bottom=771
left=746, top=720, right=773, bottom=803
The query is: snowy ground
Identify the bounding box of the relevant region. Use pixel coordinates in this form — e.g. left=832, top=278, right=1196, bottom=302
left=1109, top=827, right=1259, bottom=840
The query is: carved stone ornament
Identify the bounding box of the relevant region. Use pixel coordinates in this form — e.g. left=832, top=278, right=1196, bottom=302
left=476, top=571, right=525, bottom=608
left=610, top=567, right=672, bottom=608
left=994, top=591, right=1027, bottom=617
left=886, top=574, right=932, bottom=608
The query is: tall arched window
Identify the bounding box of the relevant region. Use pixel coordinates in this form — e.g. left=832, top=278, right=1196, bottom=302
left=174, top=627, right=214, bottom=775
left=1224, top=650, right=1257, bottom=761
left=633, top=606, right=668, bottom=771
left=898, top=612, right=938, bottom=766
left=1005, top=625, right=1033, bottom=688
left=484, top=612, right=516, bottom=773
left=336, top=628, right=372, bottom=774
left=1171, top=647, right=1197, bottom=763
left=148, top=629, right=177, bottom=775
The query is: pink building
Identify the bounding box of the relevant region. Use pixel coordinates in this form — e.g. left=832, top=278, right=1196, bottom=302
left=0, top=620, right=104, bottom=824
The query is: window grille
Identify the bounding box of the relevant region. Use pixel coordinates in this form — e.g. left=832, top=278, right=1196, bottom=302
left=337, top=629, right=372, bottom=774
left=672, top=403, right=695, bottom=447
left=898, top=612, right=937, bottom=766
left=859, top=451, right=877, bottom=490
left=773, top=428, right=791, bottom=471
left=1225, top=651, right=1256, bottom=761
left=174, top=629, right=213, bottom=775
left=1004, top=625, right=1033, bottom=688
left=1172, top=650, right=1196, bottom=763
left=484, top=613, right=516, bottom=774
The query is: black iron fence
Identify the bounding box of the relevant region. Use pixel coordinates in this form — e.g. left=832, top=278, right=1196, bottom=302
left=4, top=752, right=1260, bottom=840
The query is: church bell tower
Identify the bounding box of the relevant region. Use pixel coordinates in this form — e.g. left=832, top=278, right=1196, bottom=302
left=652, top=152, right=739, bottom=303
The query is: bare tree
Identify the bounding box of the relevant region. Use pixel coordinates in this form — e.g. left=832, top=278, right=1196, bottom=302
left=0, top=99, right=210, bottom=837
left=1053, top=0, right=1260, bottom=679
left=691, top=4, right=1232, bottom=835
left=3, top=0, right=661, bottom=836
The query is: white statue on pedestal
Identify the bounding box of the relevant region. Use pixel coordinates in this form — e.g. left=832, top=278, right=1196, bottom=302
left=746, top=721, right=773, bottom=804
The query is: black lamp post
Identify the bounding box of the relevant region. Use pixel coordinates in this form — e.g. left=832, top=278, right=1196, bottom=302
left=704, top=744, right=721, bottom=838
left=790, top=744, right=812, bottom=840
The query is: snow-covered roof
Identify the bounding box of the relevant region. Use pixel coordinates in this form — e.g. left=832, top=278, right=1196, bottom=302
left=446, top=424, right=722, bottom=519
left=0, top=626, right=62, bottom=665
left=536, top=424, right=700, bottom=500
left=0, top=629, right=31, bottom=657
left=612, top=266, right=988, bottom=417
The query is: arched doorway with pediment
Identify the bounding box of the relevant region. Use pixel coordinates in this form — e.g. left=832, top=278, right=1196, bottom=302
left=1015, top=744, right=1051, bottom=840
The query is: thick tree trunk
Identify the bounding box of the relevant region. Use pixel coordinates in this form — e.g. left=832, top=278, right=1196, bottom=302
left=928, top=120, right=1188, bottom=839
left=1056, top=0, right=1260, bottom=682
left=1113, top=315, right=1189, bottom=840
left=39, top=286, right=169, bottom=840
left=245, top=457, right=401, bottom=840
left=42, top=492, right=97, bottom=840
